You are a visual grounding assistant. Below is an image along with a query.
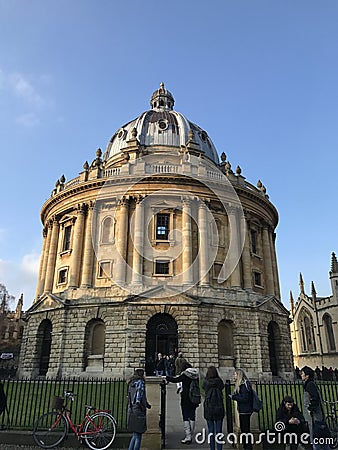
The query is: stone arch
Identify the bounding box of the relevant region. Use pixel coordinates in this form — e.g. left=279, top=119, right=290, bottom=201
left=323, top=313, right=336, bottom=352
left=83, top=318, right=105, bottom=372
left=145, top=313, right=178, bottom=376
left=36, top=319, right=52, bottom=376
left=218, top=319, right=234, bottom=367
left=267, top=320, right=281, bottom=376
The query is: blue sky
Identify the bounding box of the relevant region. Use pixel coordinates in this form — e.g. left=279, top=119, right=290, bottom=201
left=0, top=0, right=338, bottom=310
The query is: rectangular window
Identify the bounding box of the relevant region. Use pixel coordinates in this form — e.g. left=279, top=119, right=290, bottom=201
left=155, top=260, right=170, bottom=275
left=63, top=225, right=72, bottom=251
left=58, top=269, right=67, bottom=284
left=156, top=214, right=170, bottom=240
left=98, top=261, right=111, bottom=278
left=254, top=271, right=262, bottom=287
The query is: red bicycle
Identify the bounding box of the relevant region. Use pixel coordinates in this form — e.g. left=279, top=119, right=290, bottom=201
left=32, top=391, right=117, bottom=449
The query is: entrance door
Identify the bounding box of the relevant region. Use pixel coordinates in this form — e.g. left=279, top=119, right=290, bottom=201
left=145, top=313, right=178, bottom=375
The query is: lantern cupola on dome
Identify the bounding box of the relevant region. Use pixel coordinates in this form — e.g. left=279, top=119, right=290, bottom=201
left=104, top=83, right=219, bottom=164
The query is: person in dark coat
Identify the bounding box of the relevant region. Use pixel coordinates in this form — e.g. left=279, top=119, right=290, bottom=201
left=202, top=366, right=225, bottom=450
left=155, top=352, right=165, bottom=376
left=275, top=395, right=306, bottom=450
left=301, top=366, right=330, bottom=450
left=166, top=362, right=200, bottom=445
left=229, top=369, right=254, bottom=450
left=127, top=368, right=151, bottom=450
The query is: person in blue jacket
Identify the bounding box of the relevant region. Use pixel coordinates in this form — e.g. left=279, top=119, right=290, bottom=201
left=229, top=369, right=253, bottom=450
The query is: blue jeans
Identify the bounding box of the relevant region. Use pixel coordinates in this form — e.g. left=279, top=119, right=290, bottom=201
left=207, top=419, right=223, bottom=450
left=128, top=432, right=142, bottom=450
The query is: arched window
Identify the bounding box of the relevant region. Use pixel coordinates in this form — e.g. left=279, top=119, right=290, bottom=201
left=323, top=314, right=336, bottom=352
left=299, top=310, right=317, bottom=353
left=218, top=320, right=234, bottom=367
left=101, top=217, right=112, bottom=243
left=268, top=321, right=281, bottom=376
left=36, top=319, right=52, bottom=376
left=84, top=319, right=105, bottom=372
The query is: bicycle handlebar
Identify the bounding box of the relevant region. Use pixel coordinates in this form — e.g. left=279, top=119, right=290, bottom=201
left=64, top=391, right=77, bottom=401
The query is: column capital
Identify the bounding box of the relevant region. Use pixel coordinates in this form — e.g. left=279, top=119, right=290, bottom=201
left=134, top=194, right=145, bottom=205
left=119, top=196, right=130, bottom=207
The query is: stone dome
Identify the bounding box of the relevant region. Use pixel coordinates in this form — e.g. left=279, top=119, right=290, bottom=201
left=103, top=83, right=219, bottom=164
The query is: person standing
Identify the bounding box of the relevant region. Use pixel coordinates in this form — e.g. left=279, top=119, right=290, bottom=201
left=155, top=352, right=165, bottom=376
left=202, top=366, right=225, bottom=450
left=229, top=369, right=253, bottom=450
left=127, top=368, right=151, bottom=450
left=166, top=362, right=200, bottom=445
left=175, top=352, right=188, bottom=394
left=300, top=366, right=330, bottom=450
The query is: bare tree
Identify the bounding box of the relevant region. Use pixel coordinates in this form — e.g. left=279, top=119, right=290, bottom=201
left=0, top=283, right=15, bottom=314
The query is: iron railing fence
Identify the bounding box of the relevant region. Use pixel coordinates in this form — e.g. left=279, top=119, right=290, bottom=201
left=255, top=380, right=338, bottom=431
left=0, top=377, right=128, bottom=431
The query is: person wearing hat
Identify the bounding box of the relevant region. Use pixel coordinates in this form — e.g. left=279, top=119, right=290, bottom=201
left=275, top=395, right=306, bottom=450
left=300, top=366, right=330, bottom=450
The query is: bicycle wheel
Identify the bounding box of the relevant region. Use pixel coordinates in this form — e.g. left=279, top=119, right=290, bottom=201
left=33, top=411, right=68, bottom=449
left=326, top=416, right=338, bottom=449
left=83, top=411, right=117, bottom=450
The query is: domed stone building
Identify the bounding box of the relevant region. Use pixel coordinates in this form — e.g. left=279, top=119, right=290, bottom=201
left=19, top=84, right=293, bottom=380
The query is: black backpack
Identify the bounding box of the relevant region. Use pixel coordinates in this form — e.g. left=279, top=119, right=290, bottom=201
left=189, top=379, right=201, bottom=405
left=204, top=386, right=224, bottom=419
left=0, top=382, right=7, bottom=415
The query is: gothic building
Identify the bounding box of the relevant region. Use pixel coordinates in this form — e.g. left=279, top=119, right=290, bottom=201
left=19, top=84, right=293, bottom=380
left=290, top=253, right=338, bottom=369
left=0, top=294, right=26, bottom=370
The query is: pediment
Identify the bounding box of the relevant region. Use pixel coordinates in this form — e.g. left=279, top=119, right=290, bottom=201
left=124, top=285, right=201, bottom=305
left=256, top=295, right=290, bottom=316
left=28, top=293, right=66, bottom=314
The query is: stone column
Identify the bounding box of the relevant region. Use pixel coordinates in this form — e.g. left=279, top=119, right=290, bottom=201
left=81, top=202, right=95, bottom=287
left=242, top=218, right=252, bottom=289
left=36, top=226, right=49, bottom=298
left=131, top=196, right=144, bottom=285
left=44, top=217, right=60, bottom=293
left=270, top=231, right=281, bottom=299
left=182, top=198, right=193, bottom=285
left=228, top=207, right=241, bottom=287
left=198, top=201, right=209, bottom=286
left=115, top=197, right=129, bottom=285
left=262, top=223, right=274, bottom=295
left=69, top=204, right=86, bottom=288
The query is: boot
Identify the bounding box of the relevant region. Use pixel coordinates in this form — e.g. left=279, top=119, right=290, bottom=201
left=181, top=421, right=192, bottom=444
left=190, top=420, right=195, bottom=438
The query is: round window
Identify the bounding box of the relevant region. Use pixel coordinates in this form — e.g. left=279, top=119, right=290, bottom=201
left=158, top=120, right=168, bottom=130
left=117, top=129, right=125, bottom=139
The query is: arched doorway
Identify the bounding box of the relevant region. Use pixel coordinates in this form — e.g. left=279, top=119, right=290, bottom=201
left=268, top=321, right=281, bottom=376
left=37, top=319, right=52, bottom=376
left=145, top=313, right=178, bottom=375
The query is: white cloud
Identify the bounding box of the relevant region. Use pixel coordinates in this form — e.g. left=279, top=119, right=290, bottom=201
left=16, top=112, right=40, bottom=128
left=9, top=72, right=44, bottom=106
left=0, top=252, right=40, bottom=310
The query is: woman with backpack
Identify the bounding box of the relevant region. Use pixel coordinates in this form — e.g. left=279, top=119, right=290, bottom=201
left=165, top=362, right=200, bottom=445
left=202, top=366, right=225, bottom=450
left=229, top=369, right=254, bottom=450
left=127, top=368, right=151, bottom=450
